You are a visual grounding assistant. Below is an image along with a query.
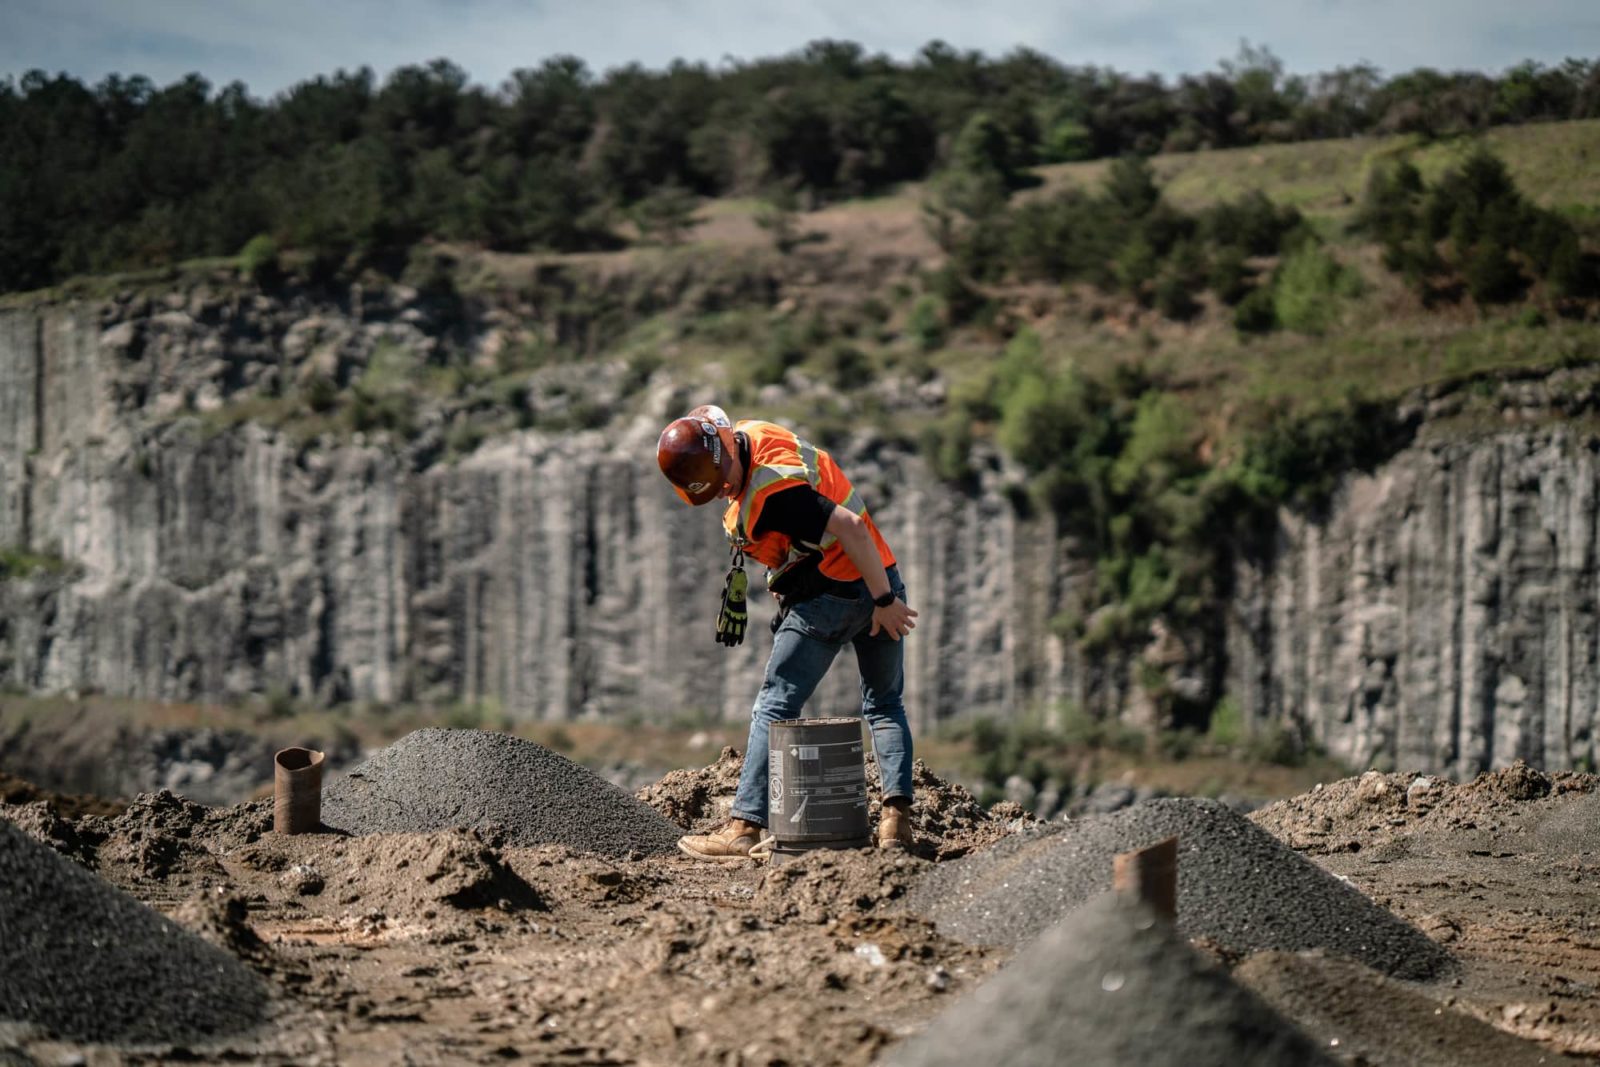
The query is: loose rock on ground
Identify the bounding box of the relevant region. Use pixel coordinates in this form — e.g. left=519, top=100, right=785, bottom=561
left=0, top=819, right=268, bottom=1045
left=885, top=893, right=1337, bottom=1067
left=904, top=797, right=1452, bottom=979
left=322, top=728, right=683, bottom=858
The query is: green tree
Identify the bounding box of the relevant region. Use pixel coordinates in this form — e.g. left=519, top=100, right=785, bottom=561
left=1274, top=245, right=1363, bottom=334
left=630, top=182, right=701, bottom=246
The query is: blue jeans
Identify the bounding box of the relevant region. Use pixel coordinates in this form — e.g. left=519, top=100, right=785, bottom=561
left=730, top=566, right=914, bottom=828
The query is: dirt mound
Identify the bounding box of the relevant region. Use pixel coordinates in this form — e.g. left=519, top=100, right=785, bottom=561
left=0, top=819, right=268, bottom=1045
left=754, top=847, right=928, bottom=925
left=323, top=728, right=682, bottom=859
left=2, top=785, right=266, bottom=885
left=903, top=798, right=1451, bottom=980
left=0, top=799, right=101, bottom=867
left=0, top=768, right=124, bottom=817
left=1251, top=762, right=1599, bottom=855
left=233, top=827, right=546, bottom=919
left=636, top=745, right=744, bottom=830
left=636, top=747, right=1025, bottom=859
left=883, top=893, right=1335, bottom=1067
left=89, top=789, right=229, bottom=883
left=1235, top=949, right=1581, bottom=1066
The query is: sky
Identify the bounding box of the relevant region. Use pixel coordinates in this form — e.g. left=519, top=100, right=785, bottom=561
left=2, top=0, right=1597, bottom=98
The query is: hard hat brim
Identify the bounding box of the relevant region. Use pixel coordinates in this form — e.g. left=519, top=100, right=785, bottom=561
left=673, top=481, right=718, bottom=506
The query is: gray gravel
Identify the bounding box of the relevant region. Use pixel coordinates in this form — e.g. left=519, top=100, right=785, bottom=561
left=884, top=893, right=1336, bottom=1067
left=903, top=797, right=1451, bottom=980
left=0, top=819, right=268, bottom=1044
left=321, top=728, right=682, bottom=858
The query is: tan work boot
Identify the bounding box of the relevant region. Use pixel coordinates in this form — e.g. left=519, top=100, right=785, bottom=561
left=678, top=820, right=762, bottom=863
left=878, top=803, right=914, bottom=850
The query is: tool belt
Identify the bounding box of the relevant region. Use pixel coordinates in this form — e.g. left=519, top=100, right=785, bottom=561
left=767, top=553, right=859, bottom=632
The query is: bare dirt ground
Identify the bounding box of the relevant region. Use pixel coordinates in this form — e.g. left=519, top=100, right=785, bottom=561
left=4, top=755, right=1600, bottom=1065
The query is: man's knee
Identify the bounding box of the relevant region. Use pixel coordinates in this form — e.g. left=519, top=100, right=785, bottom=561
left=862, top=699, right=907, bottom=724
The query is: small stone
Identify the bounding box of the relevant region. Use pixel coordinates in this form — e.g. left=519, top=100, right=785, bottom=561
left=281, top=864, right=325, bottom=896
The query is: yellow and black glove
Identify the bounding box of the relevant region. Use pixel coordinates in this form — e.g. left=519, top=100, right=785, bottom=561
left=715, top=563, right=748, bottom=647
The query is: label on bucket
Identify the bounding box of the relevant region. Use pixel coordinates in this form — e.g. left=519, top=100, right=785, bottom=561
left=772, top=734, right=869, bottom=843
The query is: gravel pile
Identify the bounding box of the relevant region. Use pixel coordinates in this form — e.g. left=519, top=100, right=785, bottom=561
left=0, top=819, right=267, bottom=1044
left=1235, top=950, right=1578, bottom=1067
left=322, top=729, right=682, bottom=858
left=903, top=797, right=1451, bottom=980
left=884, top=893, right=1336, bottom=1067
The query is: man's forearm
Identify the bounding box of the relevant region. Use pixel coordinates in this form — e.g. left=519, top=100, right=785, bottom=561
left=836, top=522, right=892, bottom=599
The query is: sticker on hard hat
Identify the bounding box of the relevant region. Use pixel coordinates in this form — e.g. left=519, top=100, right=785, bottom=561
left=687, top=481, right=710, bottom=493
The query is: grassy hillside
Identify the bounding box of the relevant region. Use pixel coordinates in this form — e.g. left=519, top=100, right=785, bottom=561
left=1039, top=119, right=1600, bottom=229
left=581, top=121, right=1600, bottom=451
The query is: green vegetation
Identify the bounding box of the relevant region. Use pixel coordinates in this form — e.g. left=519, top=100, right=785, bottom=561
left=237, top=234, right=281, bottom=285
left=903, top=146, right=1598, bottom=723
left=1272, top=244, right=1364, bottom=334
left=936, top=701, right=1338, bottom=806
left=4, top=44, right=1599, bottom=294
left=0, top=546, right=79, bottom=581
left=1358, top=148, right=1595, bottom=306
left=940, top=156, right=1308, bottom=326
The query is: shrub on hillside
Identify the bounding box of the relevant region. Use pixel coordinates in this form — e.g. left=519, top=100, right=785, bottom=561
left=630, top=183, right=700, bottom=246
left=238, top=234, right=281, bottom=286
left=920, top=409, right=977, bottom=485
left=1360, top=147, right=1591, bottom=306
left=1208, top=246, right=1254, bottom=305
left=1200, top=191, right=1304, bottom=256
left=1233, top=286, right=1278, bottom=333
left=1153, top=240, right=1205, bottom=320
left=908, top=295, right=947, bottom=351
left=1273, top=245, right=1363, bottom=334
left=1464, top=238, right=1526, bottom=305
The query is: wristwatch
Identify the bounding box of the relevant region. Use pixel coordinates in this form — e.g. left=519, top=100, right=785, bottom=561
left=873, top=590, right=897, bottom=609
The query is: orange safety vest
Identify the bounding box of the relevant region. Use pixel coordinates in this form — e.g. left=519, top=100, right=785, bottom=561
left=722, top=421, right=896, bottom=584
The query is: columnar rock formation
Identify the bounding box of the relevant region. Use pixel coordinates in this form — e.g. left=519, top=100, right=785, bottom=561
left=0, top=290, right=1078, bottom=735
left=1, top=286, right=1596, bottom=775
left=1227, top=418, right=1600, bottom=777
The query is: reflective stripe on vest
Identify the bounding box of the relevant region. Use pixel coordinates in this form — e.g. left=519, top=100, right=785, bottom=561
left=722, top=421, right=894, bottom=583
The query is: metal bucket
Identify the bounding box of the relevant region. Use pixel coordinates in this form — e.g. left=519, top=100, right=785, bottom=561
left=768, top=717, right=869, bottom=856
left=273, top=747, right=325, bottom=834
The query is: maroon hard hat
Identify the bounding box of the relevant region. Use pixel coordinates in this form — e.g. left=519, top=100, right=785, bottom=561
left=657, top=415, right=736, bottom=505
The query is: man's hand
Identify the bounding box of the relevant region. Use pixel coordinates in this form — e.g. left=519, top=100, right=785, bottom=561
left=869, top=597, right=918, bottom=641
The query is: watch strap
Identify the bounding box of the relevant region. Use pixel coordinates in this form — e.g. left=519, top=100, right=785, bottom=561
left=873, top=590, right=896, bottom=609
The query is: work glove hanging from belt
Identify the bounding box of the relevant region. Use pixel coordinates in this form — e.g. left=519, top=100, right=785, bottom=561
left=715, top=551, right=748, bottom=647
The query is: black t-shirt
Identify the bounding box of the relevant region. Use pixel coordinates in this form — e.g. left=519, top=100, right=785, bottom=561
left=736, top=433, right=836, bottom=548
left=752, top=484, right=835, bottom=548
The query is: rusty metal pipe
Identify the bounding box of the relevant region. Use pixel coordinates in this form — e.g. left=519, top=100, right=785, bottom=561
left=1113, top=835, right=1179, bottom=920
left=273, top=747, right=324, bottom=834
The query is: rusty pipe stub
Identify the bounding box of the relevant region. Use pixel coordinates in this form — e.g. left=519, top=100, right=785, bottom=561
left=273, top=747, right=325, bottom=834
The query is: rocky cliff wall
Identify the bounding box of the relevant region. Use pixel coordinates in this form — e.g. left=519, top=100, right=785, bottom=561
left=3, top=287, right=1598, bottom=775
left=0, top=290, right=1090, bottom=734
left=1227, top=413, right=1600, bottom=777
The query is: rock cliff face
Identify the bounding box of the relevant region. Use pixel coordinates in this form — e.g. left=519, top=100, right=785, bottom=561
left=1, top=286, right=1596, bottom=775
left=1227, top=411, right=1600, bottom=777
left=0, top=288, right=1085, bottom=735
